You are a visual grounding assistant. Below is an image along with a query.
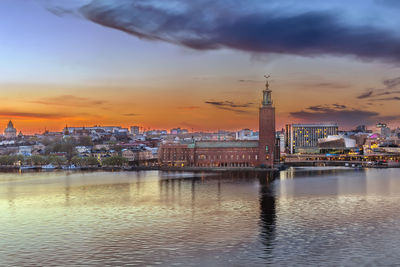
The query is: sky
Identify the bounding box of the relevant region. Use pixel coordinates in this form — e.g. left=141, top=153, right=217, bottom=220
left=1, top=0, right=400, bottom=134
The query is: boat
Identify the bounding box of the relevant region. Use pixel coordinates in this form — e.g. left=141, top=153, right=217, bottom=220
left=62, top=164, right=80, bottom=170
left=42, top=164, right=56, bottom=170
left=19, top=165, right=35, bottom=170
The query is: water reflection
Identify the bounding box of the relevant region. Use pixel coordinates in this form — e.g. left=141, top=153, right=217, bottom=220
left=258, top=172, right=276, bottom=259
left=2, top=168, right=400, bottom=265
left=280, top=166, right=362, bottom=179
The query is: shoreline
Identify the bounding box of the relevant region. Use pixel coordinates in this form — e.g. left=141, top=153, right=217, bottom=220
left=0, top=165, right=280, bottom=173
left=0, top=164, right=398, bottom=173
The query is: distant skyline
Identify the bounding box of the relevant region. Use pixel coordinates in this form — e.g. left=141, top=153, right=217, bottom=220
left=1, top=0, right=400, bottom=134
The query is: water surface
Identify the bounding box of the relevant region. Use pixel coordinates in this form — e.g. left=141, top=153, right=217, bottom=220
left=1, top=168, right=400, bottom=266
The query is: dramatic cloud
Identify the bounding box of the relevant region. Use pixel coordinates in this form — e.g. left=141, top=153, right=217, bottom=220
left=123, top=113, right=140, bottom=117
left=204, top=100, right=254, bottom=113
left=32, top=95, right=108, bottom=107
left=0, top=110, right=71, bottom=120
left=357, top=76, right=400, bottom=99
left=309, top=82, right=350, bottom=89
left=357, top=90, right=374, bottom=99
left=205, top=101, right=253, bottom=108
left=376, top=96, right=400, bottom=101
left=45, top=0, right=400, bottom=62
left=332, top=104, right=347, bottom=109
left=290, top=105, right=398, bottom=128
left=307, top=104, right=347, bottom=112
left=383, top=77, right=400, bottom=89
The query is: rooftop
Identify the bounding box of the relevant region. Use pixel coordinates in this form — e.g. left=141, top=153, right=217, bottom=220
left=194, top=140, right=259, bottom=148
left=290, top=123, right=338, bottom=127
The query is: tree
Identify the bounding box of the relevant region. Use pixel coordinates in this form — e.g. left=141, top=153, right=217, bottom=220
left=71, top=156, right=99, bottom=166
left=0, top=155, right=27, bottom=166
left=102, top=156, right=127, bottom=166
left=85, top=157, right=99, bottom=166
left=71, top=156, right=83, bottom=166
left=0, top=156, right=15, bottom=165
left=49, top=156, right=67, bottom=167
left=15, top=154, right=24, bottom=163
left=108, top=141, right=123, bottom=156
left=26, top=155, right=47, bottom=166
left=13, top=155, right=24, bottom=165
left=62, top=137, right=77, bottom=161
left=45, top=137, right=77, bottom=161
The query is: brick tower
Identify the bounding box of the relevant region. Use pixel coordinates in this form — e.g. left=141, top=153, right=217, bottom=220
left=258, top=75, right=275, bottom=168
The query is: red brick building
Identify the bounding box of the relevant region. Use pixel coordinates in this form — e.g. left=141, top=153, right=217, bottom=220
left=159, top=77, right=277, bottom=168
left=159, top=141, right=259, bottom=167
left=258, top=77, right=276, bottom=167
left=158, top=143, right=194, bottom=167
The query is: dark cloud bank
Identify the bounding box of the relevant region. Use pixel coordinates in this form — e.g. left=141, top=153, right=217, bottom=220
left=291, top=104, right=397, bottom=128
left=32, top=95, right=107, bottom=107
left=204, top=100, right=254, bottom=114
left=46, top=0, right=400, bottom=62
left=0, top=110, right=71, bottom=120
left=357, top=76, right=400, bottom=100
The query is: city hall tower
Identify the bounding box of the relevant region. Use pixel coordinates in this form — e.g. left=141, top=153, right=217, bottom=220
left=258, top=75, right=276, bottom=167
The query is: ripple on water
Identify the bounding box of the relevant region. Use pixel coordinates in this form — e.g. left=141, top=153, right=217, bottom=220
left=1, top=169, right=400, bottom=266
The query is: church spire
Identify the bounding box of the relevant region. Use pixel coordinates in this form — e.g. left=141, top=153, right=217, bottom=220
left=262, top=74, right=273, bottom=107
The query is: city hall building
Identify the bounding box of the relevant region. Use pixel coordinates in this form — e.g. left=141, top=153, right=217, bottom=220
left=159, top=77, right=277, bottom=168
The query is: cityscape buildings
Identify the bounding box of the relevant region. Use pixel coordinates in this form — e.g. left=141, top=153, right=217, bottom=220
left=285, top=123, right=339, bottom=154
left=236, top=129, right=259, bottom=140
left=130, top=126, right=140, bottom=135
left=0, top=113, right=399, bottom=168
left=170, top=128, right=189, bottom=135
left=0, top=79, right=399, bottom=168
left=378, top=123, right=391, bottom=139
left=159, top=77, right=277, bottom=168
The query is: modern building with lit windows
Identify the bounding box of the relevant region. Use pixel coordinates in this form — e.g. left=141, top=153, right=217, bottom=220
left=285, top=123, right=338, bottom=154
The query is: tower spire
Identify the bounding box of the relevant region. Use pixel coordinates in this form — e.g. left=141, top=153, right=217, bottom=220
left=262, top=74, right=273, bottom=106
left=264, top=74, right=270, bottom=89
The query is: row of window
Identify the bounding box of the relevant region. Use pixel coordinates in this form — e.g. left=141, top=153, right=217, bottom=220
left=161, top=154, right=259, bottom=161
left=198, top=154, right=258, bottom=160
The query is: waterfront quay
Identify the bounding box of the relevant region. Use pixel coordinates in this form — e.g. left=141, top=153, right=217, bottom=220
left=284, top=154, right=400, bottom=168
left=1, top=153, right=399, bottom=172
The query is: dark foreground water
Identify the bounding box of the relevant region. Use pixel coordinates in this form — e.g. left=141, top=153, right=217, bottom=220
left=1, top=168, right=400, bottom=266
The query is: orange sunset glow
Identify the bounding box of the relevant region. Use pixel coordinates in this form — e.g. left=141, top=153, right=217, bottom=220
left=1, top=0, right=400, bottom=134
